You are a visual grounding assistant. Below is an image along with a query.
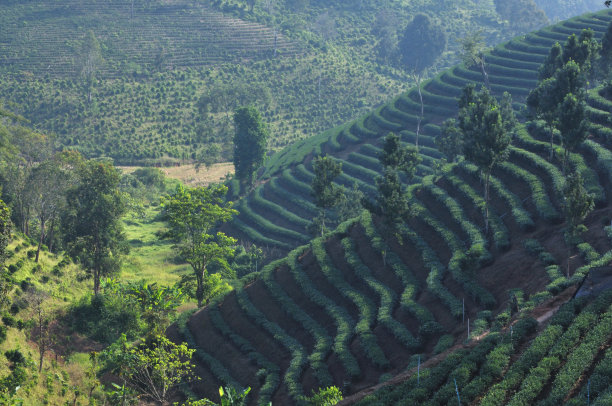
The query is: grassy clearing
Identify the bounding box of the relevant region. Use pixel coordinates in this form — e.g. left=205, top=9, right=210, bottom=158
left=122, top=205, right=191, bottom=286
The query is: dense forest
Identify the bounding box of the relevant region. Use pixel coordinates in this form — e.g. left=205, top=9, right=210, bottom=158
left=0, top=1, right=612, bottom=405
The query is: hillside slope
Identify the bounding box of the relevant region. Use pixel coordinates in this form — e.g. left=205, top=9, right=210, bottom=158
left=174, top=10, right=612, bottom=404
left=0, top=0, right=569, bottom=166
left=223, top=9, right=612, bottom=258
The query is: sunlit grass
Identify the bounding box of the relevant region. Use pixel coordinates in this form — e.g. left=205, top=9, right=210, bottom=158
left=122, top=205, right=191, bottom=286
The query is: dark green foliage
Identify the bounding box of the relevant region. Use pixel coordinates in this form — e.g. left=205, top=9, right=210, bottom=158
left=379, top=133, right=420, bottom=177
left=494, top=0, right=548, bottom=34
left=435, top=119, right=463, bottom=162
left=0, top=324, right=6, bottom=345
left=233, top=106, right=269, bottom=190
left=398, top=14, right=447, bottom=74
left=68, top=292, right=143, bottom=344
left=62, top=160, right=128, bottom=294
left=4, top=349, right=26, bottom=369
left=310, top=156, right=343, bottom=236
left=562, top=172, right=594, bottom=243
left=558, top=93, right=589, bottom=170
left=539, top=42, right=564, bottom=80
left=562, top=29, right=601, bottom=78
left=311, top=156, right=342, bottom=210
left=132, top=168, right=166, bottom=190
left=374, top=133, right=420, bottom=227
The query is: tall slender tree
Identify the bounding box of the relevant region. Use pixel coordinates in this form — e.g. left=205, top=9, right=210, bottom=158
left=562, top=172, right=594, bottom=276
left=375, top=133, right=420, bottom=227
left=459, top=85, right=512, bottom=234
left=460, top=32, right=490, bottom=89
left=558, top=93, right=589, bottom=174
left=311, top=156, right=343, bottom=236
left=398, top=14, right=446, bottom=148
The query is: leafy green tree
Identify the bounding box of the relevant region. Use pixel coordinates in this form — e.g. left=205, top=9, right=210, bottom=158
left=562, top=172, right=594, bottom=276
left=398, top=14, right=446, bottom=73
left=311, top=156, right=343, bottom=236
left=562, top=29, right=600, bottom=80
left=103, top=335, right=198, bottom=405
left=375, top=133, right=420, bottom=227
left=233, top=106, right=268, bottom=191
left=558, top=93, right=588, bottom=174
left=26, top=157, right=72, bottom=262
left=459, top=85, right=512, bottom=234
left=539, top=42, right=564, bottom=80
left=379, top=132, right=420, bottom=177
left=162, top=184, right=237, bottom=307
left=102, top=281, right=185, bottom=337
left=436, top=119, right=464, bottom=163
left=494, top=0, right=548, bottom=35
left=460, top=31, right=490, bottom=89
left=528, top=60, right=585, bottom=159
left=62, top=160, right=128, bottom=295
left=298, top=386, right=343, bottom=406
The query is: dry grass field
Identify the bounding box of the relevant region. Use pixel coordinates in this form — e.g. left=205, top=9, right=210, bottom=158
left=119, top=162, right=234, bottom=187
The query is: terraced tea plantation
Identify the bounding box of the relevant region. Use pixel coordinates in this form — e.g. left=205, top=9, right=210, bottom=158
left=356, top=288, right=612, bottom=405
left=0, top=0, right=299, bottom=76
left=224, top=9, right=612, bottom=257
left=176, top=9, right=612, bottom=404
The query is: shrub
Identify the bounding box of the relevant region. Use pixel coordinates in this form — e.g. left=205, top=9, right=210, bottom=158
left=4, top=349, right=26, bottom=369
left=1, top=314, right=16, bottom=327
left=0, top=325, right=6, bottom=344
left=68, top=293, right=143, bottom=343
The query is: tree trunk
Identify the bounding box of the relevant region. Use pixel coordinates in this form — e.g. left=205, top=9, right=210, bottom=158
left=480, top=59, right=490, bottom=90
left=484, top=171, right=490, bottom=235
left=93, top=268, right=100, bottom=295
left=549, top=123, right=555, bottom=161
left=47, top=217, right=56, bottom=253
left=415, top=74, right=423, bottom=151
left=35, top=218, right=45, bottom=263
left=196, top=272, right=204, bottom=308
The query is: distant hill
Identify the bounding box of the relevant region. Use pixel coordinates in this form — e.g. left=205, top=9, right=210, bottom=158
left=0, top=0, right=568, bottom=165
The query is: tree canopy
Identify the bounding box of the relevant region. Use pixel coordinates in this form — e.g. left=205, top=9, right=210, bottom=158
left=162, top=184, right=237, bottom=307
left=233, top=106, right=269, bottom=191
left=459, top=85, right=513, bottom=233
left=62, top=160, right=128, bottom=295
left=398, top=13, right=446, bottom=74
